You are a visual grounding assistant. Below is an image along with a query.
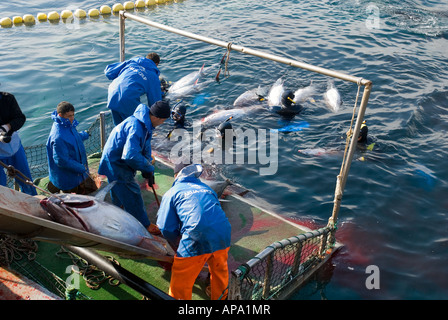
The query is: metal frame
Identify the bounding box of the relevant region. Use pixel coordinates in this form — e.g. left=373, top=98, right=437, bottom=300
left=117, top=11, right=373, bottom=298
left=119, top=11, right=373, bottom=230
left=229, top=226, right=336, bottom=300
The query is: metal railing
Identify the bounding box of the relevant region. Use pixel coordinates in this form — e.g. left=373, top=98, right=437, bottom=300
left=228, top=227, right=335, bottom=300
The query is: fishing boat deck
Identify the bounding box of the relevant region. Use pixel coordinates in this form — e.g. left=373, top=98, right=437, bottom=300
left=1, top=154, right=314, bottom=300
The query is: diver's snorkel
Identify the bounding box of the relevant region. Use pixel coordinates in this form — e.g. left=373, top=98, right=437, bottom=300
left=281, top=90, right=296, bottom=108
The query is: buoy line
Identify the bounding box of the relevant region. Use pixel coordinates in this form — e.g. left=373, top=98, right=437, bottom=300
left=0, top=0, right=183, bottom=28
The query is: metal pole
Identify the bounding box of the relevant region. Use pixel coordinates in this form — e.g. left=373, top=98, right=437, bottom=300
left=118, top=10, right=373, bottom=236
left=99, top=111, right=106, bottom=151
left=119, top=11, right=126, bottom=62
left=328, top=82, right=373, bottom=228
left=65, top=245, right=175, bottom=300
left=121, top=12, right=370, bottom=86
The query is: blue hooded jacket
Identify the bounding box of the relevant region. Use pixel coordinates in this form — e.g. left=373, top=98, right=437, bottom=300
left=98, top=103, right=155, bottom=182
left=105, top=56, right=162, bottom=118
left=156, top=164, right=231, bottom=258
left=46, top=110, right=89, bottom=190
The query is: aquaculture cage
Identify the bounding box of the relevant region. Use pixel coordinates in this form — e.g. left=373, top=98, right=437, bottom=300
left=1, top=10, right=372, bottom=300
left=228, top=227, right=336, bottom=300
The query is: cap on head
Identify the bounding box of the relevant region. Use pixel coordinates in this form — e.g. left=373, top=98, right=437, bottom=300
left=174, top=163, right=203, bottom=178
left=150, top=100, right=171, bottom=119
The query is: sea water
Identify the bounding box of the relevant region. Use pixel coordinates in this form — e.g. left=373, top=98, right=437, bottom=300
left=0, top=0, right=447, bottom=299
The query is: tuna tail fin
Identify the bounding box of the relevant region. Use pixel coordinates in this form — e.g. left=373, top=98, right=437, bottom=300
left=198, top=63, right=205, bottom=76
left=94, top=180, right=117, bottom=201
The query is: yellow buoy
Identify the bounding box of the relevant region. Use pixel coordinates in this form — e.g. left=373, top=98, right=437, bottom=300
left=74, top=9, right=87, bottom=19
left=146, top=0, right=156, bottom=5
left=61, top=10, right=73, bottom=20
left=99, top=5, right=112, bottom=15
left=36, top=12, right=47, bottom=21
left=156, top=0, right=166, bottom=4
left=88, top=9, right=100, bottom=17
left=0, top=17, right=13, bottom=27
left=22, top=14, right=35, bottom=24
left=47, top=11, right=60, bottom=21
left=12, top=16, right=23, bottom=25
left=135, top=0, right=146, bottom=8
left=124, top=1, right=135, bottom=10
left=112, top=3, right=125, bottom=12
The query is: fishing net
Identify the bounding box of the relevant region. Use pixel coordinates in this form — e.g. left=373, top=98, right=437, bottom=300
left=229, top=227, right=336, bottom=300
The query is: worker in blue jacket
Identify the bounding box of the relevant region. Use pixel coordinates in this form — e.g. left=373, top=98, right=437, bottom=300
left=98, top=101, right=171, bottom=234
left=105, top=52, right=162, bottom=125
left=0, top=92, right=37, bottom=196
left=46, top=101, right=98, bottom=195
left=156, top=163, right=231, bottom=300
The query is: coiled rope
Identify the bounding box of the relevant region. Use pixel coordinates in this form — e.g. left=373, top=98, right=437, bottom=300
left=0, top=234, right=38, bottom=267
left=56, top=247, right=121, bottom=290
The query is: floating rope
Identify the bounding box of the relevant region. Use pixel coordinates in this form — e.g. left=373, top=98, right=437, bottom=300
left=215, top=42, right=232, bottom=82
left=224, top=42, right=232, bottom=78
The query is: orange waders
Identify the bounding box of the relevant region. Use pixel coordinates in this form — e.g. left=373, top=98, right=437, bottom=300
left=169, top=247, right=230, bottom=300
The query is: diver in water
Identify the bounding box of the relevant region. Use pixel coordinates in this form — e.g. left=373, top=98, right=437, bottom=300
left=357, top=120, right=376, bottom=161
left=358, top=120, right=368, bottom=144
left=171, top=102, right=187, bottom=129
left=272, top=90, right=303, bottom=119
left=217, top=119, right=234, bottom=150
left=160, top=76, right=171, bottom=98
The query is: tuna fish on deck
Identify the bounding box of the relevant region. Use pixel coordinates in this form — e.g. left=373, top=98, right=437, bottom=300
left=39, top=184, right=173, bottom=257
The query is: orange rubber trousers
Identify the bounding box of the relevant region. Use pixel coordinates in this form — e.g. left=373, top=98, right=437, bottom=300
left=169, top=247, right=229, bottom=300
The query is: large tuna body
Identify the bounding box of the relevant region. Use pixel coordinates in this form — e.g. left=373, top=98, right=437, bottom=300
left=40, top=193, right=172, bottom=256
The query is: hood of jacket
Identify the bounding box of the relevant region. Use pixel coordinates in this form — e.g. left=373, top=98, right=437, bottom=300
left=51, top=110, right=79, bottom=128
left=133, top=103, right=154, bottom=132
left=131, top=56, right=160, bottom=76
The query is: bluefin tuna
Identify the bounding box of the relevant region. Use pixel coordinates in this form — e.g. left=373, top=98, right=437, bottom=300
left=294, top=82, right=317, bottom=103
left=298, top=147, right=339, bottom=156
left=267, top=78, right=285, bottom=107
left=166, top=79, right=214, bottom=100
left=167, top=63, right=218, bottom=99
left=200, top=105, right=263, bottom=127
left=39, top=183, right=173, bottom=257
left=324, top=80, right=343, bottom=112
left=233, top=86, right=267, bottom=108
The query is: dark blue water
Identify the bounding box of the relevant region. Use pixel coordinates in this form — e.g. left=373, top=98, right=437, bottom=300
left=1, top=0, right=447, bottom=299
